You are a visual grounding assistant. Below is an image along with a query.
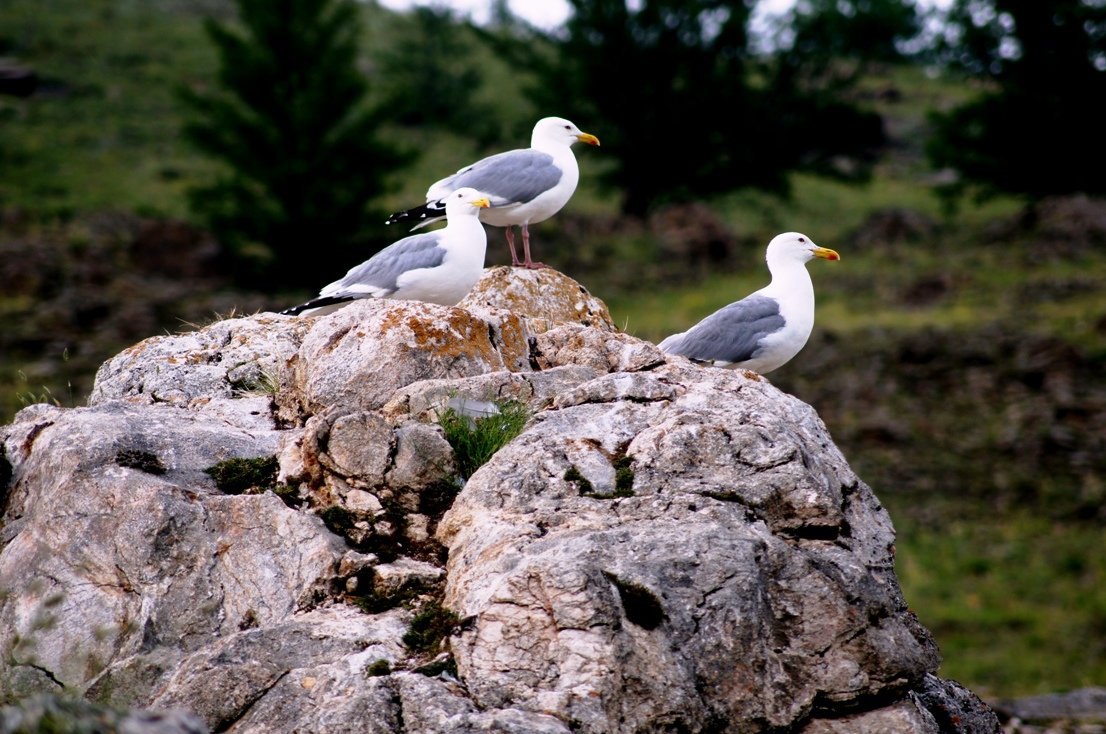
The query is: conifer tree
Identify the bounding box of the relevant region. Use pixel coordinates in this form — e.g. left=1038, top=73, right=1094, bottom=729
left=512, top=0, right=886, bottom=217
left=927, top=0, right=1106, bottom=199
left=181, top=0, right=409, bottom=288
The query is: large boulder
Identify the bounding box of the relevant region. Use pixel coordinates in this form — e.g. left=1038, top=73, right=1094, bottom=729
left=0, top=268, right=1000, bottom=733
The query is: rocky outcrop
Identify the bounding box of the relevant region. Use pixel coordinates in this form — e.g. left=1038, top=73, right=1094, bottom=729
left=0, top=269, right=999, bottom=733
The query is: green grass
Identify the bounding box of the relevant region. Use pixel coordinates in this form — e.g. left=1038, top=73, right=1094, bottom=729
left=402, top=602, right=459, bottom=654
left=0, top=0, right=222, bottom=218
left=891, top=501, right=1106, bottom=698
left=437, top=398, right=531, bottom=481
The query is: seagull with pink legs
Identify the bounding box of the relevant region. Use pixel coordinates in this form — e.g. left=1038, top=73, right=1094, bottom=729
left=386, top=116, right=600, bottom=269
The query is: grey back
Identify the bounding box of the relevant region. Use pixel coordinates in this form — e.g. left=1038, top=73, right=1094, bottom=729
left=666, top=295, right=785, bottom=364
left=446, top=149, right=561, bottom=206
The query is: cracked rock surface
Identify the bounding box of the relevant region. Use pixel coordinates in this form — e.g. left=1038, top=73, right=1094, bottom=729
left=0, top=268, right=999, bottom=733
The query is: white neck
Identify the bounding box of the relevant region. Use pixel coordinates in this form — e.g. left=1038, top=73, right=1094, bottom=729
left=442, top=214, right=487, bottom=250
left=759, top=257, right=815, bottom=330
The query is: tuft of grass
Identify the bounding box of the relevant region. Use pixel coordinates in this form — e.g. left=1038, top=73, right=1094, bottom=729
left=571, top=455, right=637, bottom=500
left=352, top=570, right=442, bottom=615
left=564, top=466, right=593, bottom=493
left=437, top=398, right=530, bottom=480
left=364, top=659, right=392, bottom=677
left=203, top=456, right=279, bottom=495
left=613, top=455, right=635, bottom=494
left=271, top=484, right=302, bottom=508
left=229, top=368, right=280, bottom=398
left=319, top=505, right=357, bottom=536
left=402, top=602, right=460, bottom=655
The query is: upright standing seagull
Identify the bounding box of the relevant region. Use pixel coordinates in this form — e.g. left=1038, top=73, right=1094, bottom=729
left=281, top=188, right=491, bottom=316
left=386, top=116, right=600, bottom=270
left=659, top=232, right=840, bottom=374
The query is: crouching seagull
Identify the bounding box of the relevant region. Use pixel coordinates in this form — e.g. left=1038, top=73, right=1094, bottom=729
left=282, top=188, right=491, bottom=316
left=659, top=232, right=840, bottom=374
left=385, top=116, right=600, bottom=270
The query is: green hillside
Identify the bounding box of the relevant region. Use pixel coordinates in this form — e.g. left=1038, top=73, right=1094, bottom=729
left=2, top=0, right=1105, bottom=700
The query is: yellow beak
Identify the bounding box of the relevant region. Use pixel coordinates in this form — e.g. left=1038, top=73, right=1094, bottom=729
left=577, top=132, right=601, bottom=146
left=471, top=197, right=491, bottom=209
left=813, top=246, right=840, bottom=261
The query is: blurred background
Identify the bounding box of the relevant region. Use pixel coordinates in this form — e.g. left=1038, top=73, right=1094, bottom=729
left=1, top=0, right=1104, bottom=707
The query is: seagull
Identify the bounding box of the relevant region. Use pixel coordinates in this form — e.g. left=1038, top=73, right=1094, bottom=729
left=281, top=188, right=491, bottom=316
left=658, top=232, right=840, bottom=374
left=385, top=116, right=600, bottom=270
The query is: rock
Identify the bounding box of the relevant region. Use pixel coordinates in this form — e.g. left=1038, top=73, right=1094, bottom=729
left=0, top=267, right=998, bottom=732
left=0, top=401, right=345, bottom=703
left=0, top=694, right=207, bottom=734
left=90, top=314, right=308, bottom=409
left=459, top=266, right=615, bottom=333
left=144, top=607, right=408, bottom=732
left=382, top=366, right=598, bottom=424
left=531, top=323, right=667, bottom=373
left=275, top=299, right=532, bottom=423
left=438, top=364, right=942, bottom=732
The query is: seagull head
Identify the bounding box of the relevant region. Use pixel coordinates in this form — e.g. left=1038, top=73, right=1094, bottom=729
left=444, top=187, right=492, bottom=216
left=766, top=232, right=840, bottom=268
left=532, top=116, right=601, bottom=149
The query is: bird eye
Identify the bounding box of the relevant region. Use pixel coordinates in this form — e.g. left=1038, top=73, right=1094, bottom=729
left=798, top=236, right=806, bottom=242
left=564, top=125, right=571, bottom=130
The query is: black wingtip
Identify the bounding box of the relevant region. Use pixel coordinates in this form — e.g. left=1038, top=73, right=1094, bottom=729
left=386, top=201, right=447, bottom=228
left=280, top=295, right=353, bottom=316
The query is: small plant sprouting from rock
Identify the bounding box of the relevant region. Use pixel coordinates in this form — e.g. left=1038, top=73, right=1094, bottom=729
left=230, top=366, right=280, bottom=397
left=564, top=466, right=593, bottom=493
left=437, top=398, right=530, bottom=480
left=271, top=483, right=303, bottom=508
left=414, top=654, right=458, bottom=678
left=115, top=449, right=167, bottom=475
left=572, top=455, right=636, bottom=500
left=352, top=568, right=442, bottom=614
left=365, top=659, right=392, bottom=677
left=613, top=455, right=635, bottom=495
left=203, top=456, right=279, bottom=494
left=319, top=505, right=356, bottom=536
left=402, top=602, right=460, bottom=655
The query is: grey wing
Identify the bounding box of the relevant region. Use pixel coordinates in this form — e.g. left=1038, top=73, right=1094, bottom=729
left=662, top=295, right=785, bottom=364
left=441, top=150, right=562, bottom=206
left=320, top=233, right=446, bottom=297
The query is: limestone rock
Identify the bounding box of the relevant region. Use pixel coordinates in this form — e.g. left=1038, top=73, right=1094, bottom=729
left=460, top=266, right=615, bottom=333
left=275, top=299, right=531, bottom=424
left=531, top=323, right=668, bottom=373
left=0, top=267, right=998, bottom=733
left=437, top=364, right=942, bottom=732
left=0, top=694, right=208, bottom=734
left=90, top=314, right=307, bottom=409
left=0, top=401, right=345, bottom=703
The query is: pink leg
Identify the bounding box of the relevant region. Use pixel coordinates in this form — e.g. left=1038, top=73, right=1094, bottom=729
left=520, top=224, right=547, bottom=270
left=505, top=227, right=521, bottom=267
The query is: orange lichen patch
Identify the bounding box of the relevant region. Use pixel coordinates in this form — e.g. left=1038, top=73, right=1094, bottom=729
left=741, top=370, right=762, bottom=382
left=383, top=309, right=502, bottom=365
left=462, top=267, right=616, bottom=332
left=494, top=313, right=531, bottom=371
left=377, top=306, right=468, bottom=349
